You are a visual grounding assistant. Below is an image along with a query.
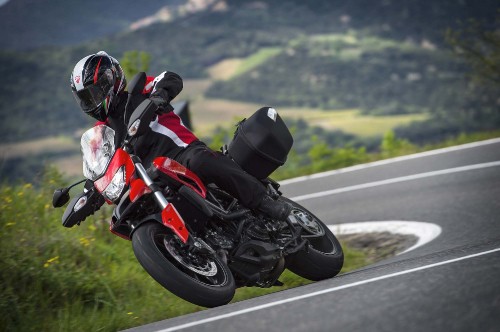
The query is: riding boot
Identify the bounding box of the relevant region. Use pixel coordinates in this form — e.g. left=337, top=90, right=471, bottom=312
left=257, top=195, right=293, bottom=221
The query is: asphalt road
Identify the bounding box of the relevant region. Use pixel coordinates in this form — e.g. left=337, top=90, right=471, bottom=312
left=126, top=138, right=500, bottom=332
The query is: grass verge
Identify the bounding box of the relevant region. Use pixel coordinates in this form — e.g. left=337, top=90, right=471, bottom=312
left=0, top=168, right=370, bottom=332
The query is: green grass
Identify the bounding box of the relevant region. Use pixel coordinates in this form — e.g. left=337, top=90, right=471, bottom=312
left=0, top=167, right=366, bottom=332
left=0, top=178, right=205, bottom=331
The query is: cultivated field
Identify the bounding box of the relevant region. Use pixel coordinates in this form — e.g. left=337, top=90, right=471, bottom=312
left=1, top=73, right=428, bottom=179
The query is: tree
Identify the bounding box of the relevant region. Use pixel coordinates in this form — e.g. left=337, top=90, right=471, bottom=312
left=120, top=51, right=151, bottom=82
left=446, top=14, right=500, bottom=87
left=381, top=130, right=414, bottom=157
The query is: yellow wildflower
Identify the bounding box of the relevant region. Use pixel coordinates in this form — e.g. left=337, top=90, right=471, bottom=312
left=79, top=237, right=93, bottom=247
left=43, top=256, right=59, bottom=268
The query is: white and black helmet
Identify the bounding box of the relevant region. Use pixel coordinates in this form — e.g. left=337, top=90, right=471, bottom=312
left=70, top=51, right=126, bottom=121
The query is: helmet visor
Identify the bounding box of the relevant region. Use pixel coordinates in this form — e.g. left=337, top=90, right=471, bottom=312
left=72, top=71, right=113, bottom=113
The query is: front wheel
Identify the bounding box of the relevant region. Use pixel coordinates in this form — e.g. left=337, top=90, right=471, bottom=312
left=132, top=222, right=235, bottom=307
left=281, top=197, right=344, bottom=281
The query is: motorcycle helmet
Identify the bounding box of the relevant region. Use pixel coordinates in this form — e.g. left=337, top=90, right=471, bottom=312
left=70, top=51, right=127, bottom=121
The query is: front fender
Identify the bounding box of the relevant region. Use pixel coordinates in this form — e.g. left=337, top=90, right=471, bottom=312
left=129, top=213, right=163, bottom=239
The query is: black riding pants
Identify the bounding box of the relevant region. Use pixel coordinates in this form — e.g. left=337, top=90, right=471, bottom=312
left=174, top=141, right=267, bottom=209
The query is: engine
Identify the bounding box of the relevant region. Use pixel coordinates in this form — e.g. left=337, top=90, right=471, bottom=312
left=206, top=218, right=285, bottom=288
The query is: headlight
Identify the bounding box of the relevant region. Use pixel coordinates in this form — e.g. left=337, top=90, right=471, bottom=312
left=102, top=166, right=126, bottom=202
left=81, top=125, right=116, bottom=181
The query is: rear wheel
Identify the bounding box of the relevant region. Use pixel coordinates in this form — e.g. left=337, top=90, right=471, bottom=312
left=132, top=222, right=235, bottom=307
left=281, top=197, right=344, bottom=281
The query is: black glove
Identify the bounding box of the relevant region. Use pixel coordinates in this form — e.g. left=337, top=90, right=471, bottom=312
left=149, top=71, right=183, bottom=114
left=154, top=71, right=183, bottom=99
left=149, top=88, right=174, bottom=114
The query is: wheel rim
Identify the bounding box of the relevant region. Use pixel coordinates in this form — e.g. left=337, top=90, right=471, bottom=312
left=151, top=231, right=229, bottom=287
left=163, top=237, right=218, bottom=277
left=289, top=208, right=325, bottom=237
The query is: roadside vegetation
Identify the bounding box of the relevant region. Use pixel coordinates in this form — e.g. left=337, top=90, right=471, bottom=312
left=0, top=167, right=368, bottom=332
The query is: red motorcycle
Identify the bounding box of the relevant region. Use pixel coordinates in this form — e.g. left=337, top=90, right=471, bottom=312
left=53, top=77, right=343, bottom=307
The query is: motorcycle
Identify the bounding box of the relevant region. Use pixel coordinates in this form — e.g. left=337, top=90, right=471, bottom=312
left=53, top=73, right=343, bottom=307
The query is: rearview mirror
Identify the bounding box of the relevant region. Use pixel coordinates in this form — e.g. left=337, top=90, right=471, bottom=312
left=52, top=188, right=70, bottom=208
left=127, top=99, right=158, bottom=137
left=127, top=72, right=146, bottom=95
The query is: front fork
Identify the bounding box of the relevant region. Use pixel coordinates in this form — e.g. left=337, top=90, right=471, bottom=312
left=134, top=160, right=190, bottom=243
left=135, top=162, right=169, bottom=209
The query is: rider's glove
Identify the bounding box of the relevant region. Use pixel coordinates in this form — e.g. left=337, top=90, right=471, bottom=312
left=149, top=88, right=174, bottom=115
left=149, top=71, right=183, bottom=115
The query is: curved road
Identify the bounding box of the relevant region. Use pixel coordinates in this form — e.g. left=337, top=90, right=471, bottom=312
left=126, top=138, right=500, bottom=332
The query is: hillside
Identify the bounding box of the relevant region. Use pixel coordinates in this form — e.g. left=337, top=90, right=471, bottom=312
left=0, top=0, right=182, bottom=50
left=0, top=0, right=498, bottom=144
left=207, top=35, right=468, bottom=111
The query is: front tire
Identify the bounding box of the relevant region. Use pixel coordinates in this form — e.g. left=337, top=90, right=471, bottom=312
left=132, top=222, right=235, bottom=307
left=281, top=197, right=344, bottom=281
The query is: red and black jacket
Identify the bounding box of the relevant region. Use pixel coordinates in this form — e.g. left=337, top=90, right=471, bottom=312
left=98, top=71, right=198, bottom=165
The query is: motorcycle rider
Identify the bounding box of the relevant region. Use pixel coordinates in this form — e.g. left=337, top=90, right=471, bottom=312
left=70, top=51, right=292, bottom=221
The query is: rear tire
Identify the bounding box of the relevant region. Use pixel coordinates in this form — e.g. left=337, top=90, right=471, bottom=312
left=281, top=197, right=344, bottom=281
left=132, top=222, right=235, bottom=307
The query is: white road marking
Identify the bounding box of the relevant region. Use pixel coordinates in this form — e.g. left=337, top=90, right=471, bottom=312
left=329, top=221, right=442, bottom=255
left=157, top=248, right=500, bottom=332
left=280, top=138, right=500, bottom=185
left=289, top=161, right=500, bottom=202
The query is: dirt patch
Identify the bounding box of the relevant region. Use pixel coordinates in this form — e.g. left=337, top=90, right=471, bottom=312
left=338, top=232, right=418, bottom=263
